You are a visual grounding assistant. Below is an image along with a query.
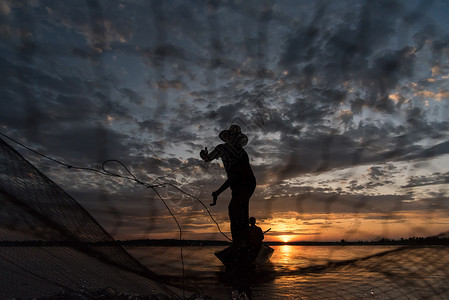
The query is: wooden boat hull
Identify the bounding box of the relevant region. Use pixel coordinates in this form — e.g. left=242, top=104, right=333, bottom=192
left=254, top=244, right=274, bottom=266
left=214, top=244, right=274, bottom=268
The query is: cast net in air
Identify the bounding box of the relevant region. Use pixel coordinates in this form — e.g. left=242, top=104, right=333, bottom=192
left=0, top=137, right=183, bottom=299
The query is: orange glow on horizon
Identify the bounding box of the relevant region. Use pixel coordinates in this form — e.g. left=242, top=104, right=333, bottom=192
left=277, top=234, right=296, bottom=243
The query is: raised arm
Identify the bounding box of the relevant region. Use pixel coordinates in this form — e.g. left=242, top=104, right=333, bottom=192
left=210, top=179, right=230, bottom=206
left=200, top=145, right=222, bottom=162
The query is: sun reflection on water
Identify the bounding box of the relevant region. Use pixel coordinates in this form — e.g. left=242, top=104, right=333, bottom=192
left=274, top=245, right=296, bottom=268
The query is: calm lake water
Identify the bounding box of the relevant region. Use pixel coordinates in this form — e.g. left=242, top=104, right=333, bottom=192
left=126, top=245, right=429, bottom=299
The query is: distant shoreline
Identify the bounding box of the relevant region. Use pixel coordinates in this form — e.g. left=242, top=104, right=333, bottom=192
left=118, top=237, right=449, bottom=246
left=1, top=237, right=449, bottom=247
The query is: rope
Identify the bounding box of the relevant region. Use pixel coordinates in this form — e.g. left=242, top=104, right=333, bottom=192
left=0, top=131, right=230, bottom=240
left=0, top=131, right=154, bottom=183
left=0, top=131, right=233, bottom=299
left=151, top=187, right=185, bottom=298
left=167, top=183, right=232, bottom=242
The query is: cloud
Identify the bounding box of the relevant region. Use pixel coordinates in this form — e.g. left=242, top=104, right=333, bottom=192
left=403, top=171, right=449, bottom=188
left=36, top=125, right=131, bottom=163
left=2, top=0, right=449, bottom=241
left=147, top=76, right=187, bottom=91
left=137, top=119, right=164, bottom=134
left=139, top=44, right=187, bottom=68
left=403, top=140, right=449, bottom=161
left=415, top=89, right=449, bottom=101
left=119, top=88, right=145, bottom=105
left=258, top=133, right=361, bottom=183
left=45, top=1, right=135, bottom=51
left=253, top=189, right=413, bottom=215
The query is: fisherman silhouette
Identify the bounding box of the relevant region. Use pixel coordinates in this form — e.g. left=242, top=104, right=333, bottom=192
left=248, top=217, right=264, bottom=247
left=200, top=124, right=256, bottom=247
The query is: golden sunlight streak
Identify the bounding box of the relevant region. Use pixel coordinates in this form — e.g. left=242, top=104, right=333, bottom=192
left=277, top=234, right=295, bottom=243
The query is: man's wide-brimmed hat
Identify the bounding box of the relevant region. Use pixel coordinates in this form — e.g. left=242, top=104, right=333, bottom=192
left=219, top=124, right=248, bottom=147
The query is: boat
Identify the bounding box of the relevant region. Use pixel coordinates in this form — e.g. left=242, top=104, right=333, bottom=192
left=254, top=244, right=275, bottom=266
left=214, top=244, right=274, bottom=268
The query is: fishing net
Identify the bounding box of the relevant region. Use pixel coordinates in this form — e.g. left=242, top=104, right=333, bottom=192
left=252, top=245, right=449, bottom=299
left=2, top=138, right=449, bottom=300
left=0, top=137, right=183, bottom=299
left=1, top=1, right=449, bottom=299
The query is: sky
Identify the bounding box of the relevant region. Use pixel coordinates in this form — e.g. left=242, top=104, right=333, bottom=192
left=1, top=0, right=449, bottom=242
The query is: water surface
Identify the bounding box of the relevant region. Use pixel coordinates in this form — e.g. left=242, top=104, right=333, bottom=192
left=126, top=245, right=404, bottom=299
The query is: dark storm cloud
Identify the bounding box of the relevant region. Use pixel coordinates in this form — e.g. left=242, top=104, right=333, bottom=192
left=165, top=123, right=198, bottom=144
left=253, top=118, right=448, bottom=184
left=278, top=3, right=326, bottom=71
left=197, top=74, right=442, bottom=183
left=347, top=178, right=395, bottom=192
left=44, top=1, right=136, bottom=51
left=368, top=166, right=390, bottom=181
left=413, top=195, right=449, bottom=211
left=209, top=103, right=243, bottom=127
left=137, top=119, right=164, bottom=134
left=139, top=44, right=187, bottom=68
left=3, top=0, right=445, bottom=167
left=346, top=180, right=365, bottom=192
left=119, top=88, right=145, bottom=105
left=403, top=171, right=449, bottom=188
left=403, top=140, right=449, bottom=161
left=182, top=0, right=443, bottom=181
left=364, top=47, right=417, bottom=112
left=259, top=133, right=361, bottom=183
left=136, top=156, right=186, bottom=178
left=261, top=191, right=412, bottom=215
left=0, top=2, right=146, bottom=165
left=276, top=0, right=423, bottom=114
left=148, top=76, right=187, bottom=91
left=284, top=98, right=329, bottom=125
left=36, top=125, right=130, bottom=162
left=0, top=57, right=133, bottom=144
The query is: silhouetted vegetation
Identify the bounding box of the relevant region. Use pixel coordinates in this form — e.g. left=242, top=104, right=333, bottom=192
left=2, top=236, right=449, bottom=247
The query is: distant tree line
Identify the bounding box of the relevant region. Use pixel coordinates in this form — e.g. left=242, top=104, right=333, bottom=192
left=2, top=236, right=449, bottom=247
left=339, top=236, right=449, bottom=245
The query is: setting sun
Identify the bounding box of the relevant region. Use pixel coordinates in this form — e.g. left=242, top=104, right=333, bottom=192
left=277, top=235, right=295, bottom=243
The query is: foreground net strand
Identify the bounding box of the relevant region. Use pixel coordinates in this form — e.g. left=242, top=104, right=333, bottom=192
left=0, top=137, right=183, bottom=299
left=259, top=245, right=449, bottom=299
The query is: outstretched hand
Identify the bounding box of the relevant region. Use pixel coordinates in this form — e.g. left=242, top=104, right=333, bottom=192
left=210, top=191, right=218, bottom=206
left=200, top=147, right=208, bottom=161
